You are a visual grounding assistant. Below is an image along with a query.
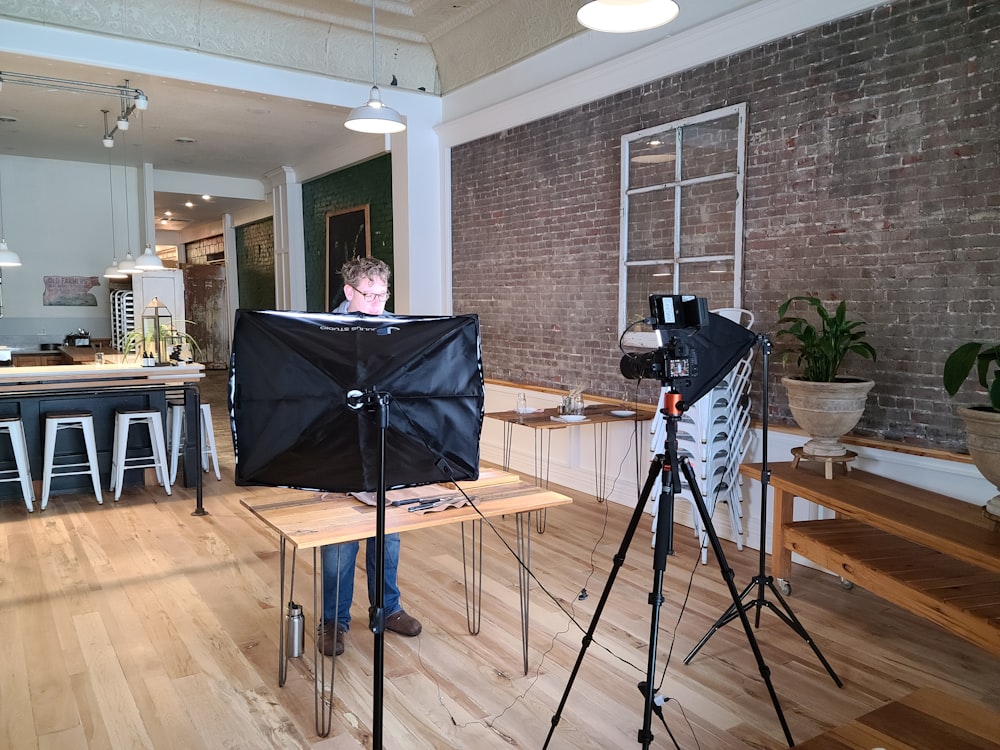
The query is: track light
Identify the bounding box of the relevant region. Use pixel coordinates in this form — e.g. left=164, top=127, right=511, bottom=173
left=345, top=0, right=406, bottom=134
left=116, top=114, right=130, bottom=131
left=577, top=0, right=680, bottom=33
left=0, top=71, right=148, bottom=107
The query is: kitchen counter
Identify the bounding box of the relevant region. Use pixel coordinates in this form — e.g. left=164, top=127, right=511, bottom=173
left=0, top=361, right=207, bottom=503
left=0, top=360, right=204, bottom=392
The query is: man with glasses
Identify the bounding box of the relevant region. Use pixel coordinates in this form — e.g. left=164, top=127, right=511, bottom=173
left=319, top=256, right=422, bottom=656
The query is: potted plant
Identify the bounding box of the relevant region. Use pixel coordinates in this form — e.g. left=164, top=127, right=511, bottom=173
left=775, top=295, right=877, bottom=457
left=120, top=324, right=201, bottom=365
left=943, top=342, right=1000, bottom=520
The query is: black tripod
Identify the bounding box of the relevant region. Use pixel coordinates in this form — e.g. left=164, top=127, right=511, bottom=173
left=544, top=386, right=794, bottom=749
left=683, top=335, right=843, bottom=745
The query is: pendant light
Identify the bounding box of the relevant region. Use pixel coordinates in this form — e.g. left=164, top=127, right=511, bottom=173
left=0, top=161, right=22, bottom=267
left=117, top=127, right=142, bottom=275
left=344, top=0, right=406, bottom=134
left=577, top=0, right=680, bottom=33
left=133, top=111, right=164, bottom=271
left=102, top=111, right=128, bottom=279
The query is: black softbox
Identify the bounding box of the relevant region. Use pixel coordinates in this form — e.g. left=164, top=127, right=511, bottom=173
left=229, top=309, right=484, bottom=492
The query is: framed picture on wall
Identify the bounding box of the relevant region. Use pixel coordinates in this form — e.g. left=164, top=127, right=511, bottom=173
left=326, top=204, right=371, bottom=310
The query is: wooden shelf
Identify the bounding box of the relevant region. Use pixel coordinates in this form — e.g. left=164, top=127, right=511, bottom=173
left=785, top=518, right=1000, bottom=656
left=741, top=461, right=1000, bottom=656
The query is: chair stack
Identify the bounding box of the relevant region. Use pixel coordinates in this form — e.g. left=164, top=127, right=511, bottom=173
left=649, top=308, right=755, bottom=564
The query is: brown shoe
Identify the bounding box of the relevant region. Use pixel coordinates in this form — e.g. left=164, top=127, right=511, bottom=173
left=385, top=609, right=422, bottom=637
left=318, top=622, right=345, bottom=656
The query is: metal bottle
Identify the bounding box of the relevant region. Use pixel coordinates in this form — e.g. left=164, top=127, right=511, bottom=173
left=285, top=601, right=304, bottom=658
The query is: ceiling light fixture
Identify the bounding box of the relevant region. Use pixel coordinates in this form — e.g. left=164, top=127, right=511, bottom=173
left=0, top=161, right=21, bottom=267
left=135, top=243, right=164, bottom=270
left=117, top=128, right=142, bottom=276
left=344, top=0, right=406, bottom=134
left=577, top=0, right=680, bottom=33
left=103, top=145, right=127, bottom=280
left=132, top=111, right=163, bottom=271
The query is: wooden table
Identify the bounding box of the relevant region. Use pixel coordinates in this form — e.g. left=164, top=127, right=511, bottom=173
left=487, top=402, right=656, bottom=530
left=742, top=460, right=1000, bottom=655
left=795, top=687, right=1000, bottom=749
left=241, top=468, right=572, bottom=736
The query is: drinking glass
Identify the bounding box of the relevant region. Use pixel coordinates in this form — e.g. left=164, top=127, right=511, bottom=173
left=515, top=392, right=528, bottom=414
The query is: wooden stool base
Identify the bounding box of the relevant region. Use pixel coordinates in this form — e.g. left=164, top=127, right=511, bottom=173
left=791, top=447, right=857, bottom=479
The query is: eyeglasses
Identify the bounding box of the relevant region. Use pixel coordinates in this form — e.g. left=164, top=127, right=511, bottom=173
left=349, top=284, right=390, bottom=303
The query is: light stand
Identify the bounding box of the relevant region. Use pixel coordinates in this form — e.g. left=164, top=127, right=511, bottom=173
left=682, top=333, right=843, bottom=742
left=346, top=387, right=391, bottom=749
left=544, top=362, right=798, bottom=748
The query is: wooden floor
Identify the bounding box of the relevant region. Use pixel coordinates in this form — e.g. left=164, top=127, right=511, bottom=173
left=2, top=371, right=998, bottom=749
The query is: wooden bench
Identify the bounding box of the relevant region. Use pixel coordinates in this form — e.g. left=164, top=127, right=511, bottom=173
left=740, top=461, right=1000, bottom=656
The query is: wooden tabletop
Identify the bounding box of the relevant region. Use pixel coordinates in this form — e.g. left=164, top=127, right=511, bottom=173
left=241, top=468, right=572, bottom=549
left=486, top=402, right=658, bottom=429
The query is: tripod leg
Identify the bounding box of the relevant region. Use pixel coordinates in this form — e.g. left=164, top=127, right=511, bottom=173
left=543, top=455, right=664, bottom=750
left=678, top=458, right=796, bottom=748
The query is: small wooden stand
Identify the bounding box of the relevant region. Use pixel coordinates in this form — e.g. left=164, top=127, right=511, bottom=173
left=790, top=447, right=857, bottom=479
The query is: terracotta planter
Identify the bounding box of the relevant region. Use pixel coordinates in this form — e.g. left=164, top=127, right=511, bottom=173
left=782, top=376, right=874, bottom=457
left=957, top=405, right=1000, bottom=519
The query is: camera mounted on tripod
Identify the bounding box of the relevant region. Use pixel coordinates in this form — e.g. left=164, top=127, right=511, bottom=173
left=619, top=294, right=709, bottom=385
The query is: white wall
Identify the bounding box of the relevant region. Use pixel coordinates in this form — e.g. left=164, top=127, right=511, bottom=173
left=0, top=154, right=140, bottom=342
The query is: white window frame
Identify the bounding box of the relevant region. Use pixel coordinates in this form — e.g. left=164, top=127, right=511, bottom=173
left=618, top=103, right=747, bottom=346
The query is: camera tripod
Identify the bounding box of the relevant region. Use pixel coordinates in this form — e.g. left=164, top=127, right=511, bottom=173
left=544, top=386, right=797, bottom=749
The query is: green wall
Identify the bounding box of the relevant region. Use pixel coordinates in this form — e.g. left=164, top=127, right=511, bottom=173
left=302, top=154, right=394, bottom=311
left=234, top=218, right=276, bottom=310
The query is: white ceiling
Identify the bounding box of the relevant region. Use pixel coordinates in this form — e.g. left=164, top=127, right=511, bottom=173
left=0, top=0, right=813, bottom=228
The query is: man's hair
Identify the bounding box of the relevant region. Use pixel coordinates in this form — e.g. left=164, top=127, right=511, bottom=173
left=340, top=256, right=390, bottom=288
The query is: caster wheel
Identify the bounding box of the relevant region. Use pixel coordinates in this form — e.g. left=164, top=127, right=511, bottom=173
left=840, top=577, right=854, bottom=590
left=779, top=580, right=791, bottom=595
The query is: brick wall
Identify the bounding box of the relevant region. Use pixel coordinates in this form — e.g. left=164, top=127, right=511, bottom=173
left=234, top=219, right=275, bottom=309
left=185, top=234, right=225, bottom=265
left=301, top=154, right=394, bottom=311
left=451, top=0, right=999, bottom=451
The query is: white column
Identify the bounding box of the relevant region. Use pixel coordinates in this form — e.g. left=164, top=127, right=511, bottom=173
left=390, top=124, right=446, bottom=316
left=265, top=166, right=306, bottom=311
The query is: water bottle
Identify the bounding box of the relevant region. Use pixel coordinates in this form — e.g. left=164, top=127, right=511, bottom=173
left=285, top=601, right=304, bottom=658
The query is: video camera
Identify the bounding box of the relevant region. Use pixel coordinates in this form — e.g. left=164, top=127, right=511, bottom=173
left=620, top=295, right=708, bottom=383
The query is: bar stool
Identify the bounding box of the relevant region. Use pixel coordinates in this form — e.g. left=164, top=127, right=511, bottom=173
left=167, top=401, right=221, bottom=485
left=109, top=409, right=171, bottom=501
left=0, top=416, right=36, bottom=512
left=41, top=410, right=103, bottom=510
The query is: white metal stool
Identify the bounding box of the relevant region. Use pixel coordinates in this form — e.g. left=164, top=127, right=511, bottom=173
left=0, top=416, right=36, bottom=512
left=168, top=402, right=220, bottom=484
left=41, top=410, right=103, bottom=509
left=110, top=409, right=171, bottom=501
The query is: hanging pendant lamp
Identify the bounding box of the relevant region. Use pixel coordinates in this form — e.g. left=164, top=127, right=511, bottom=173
left=345, top=0, right=406, bottom=134
left=102, top=113, right=128, bottom=279
left=117, top=127, right=142, bottom=275
left=132, top=111, right=163, bottom=271
left=577, top=0, right=680, bottom=33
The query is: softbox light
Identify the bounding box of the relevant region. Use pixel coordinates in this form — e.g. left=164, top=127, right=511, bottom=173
left=229, top=309, right=484, bottom=493
left=677, top=311, right=757, bottom=406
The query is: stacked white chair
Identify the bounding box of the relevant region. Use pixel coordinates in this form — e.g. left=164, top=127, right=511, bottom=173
left=649, top=308, right=755, bottom=564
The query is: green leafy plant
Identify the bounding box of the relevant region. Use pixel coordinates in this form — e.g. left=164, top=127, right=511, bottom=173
left=943, top=342, right=1000, bottom=412
left=119, top=324, right=201, bottom=363
left=775, top=295, right=877, bottom=382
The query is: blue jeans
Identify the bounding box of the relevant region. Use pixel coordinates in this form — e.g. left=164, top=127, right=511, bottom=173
left=320, top=533, right=401, bottom=631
